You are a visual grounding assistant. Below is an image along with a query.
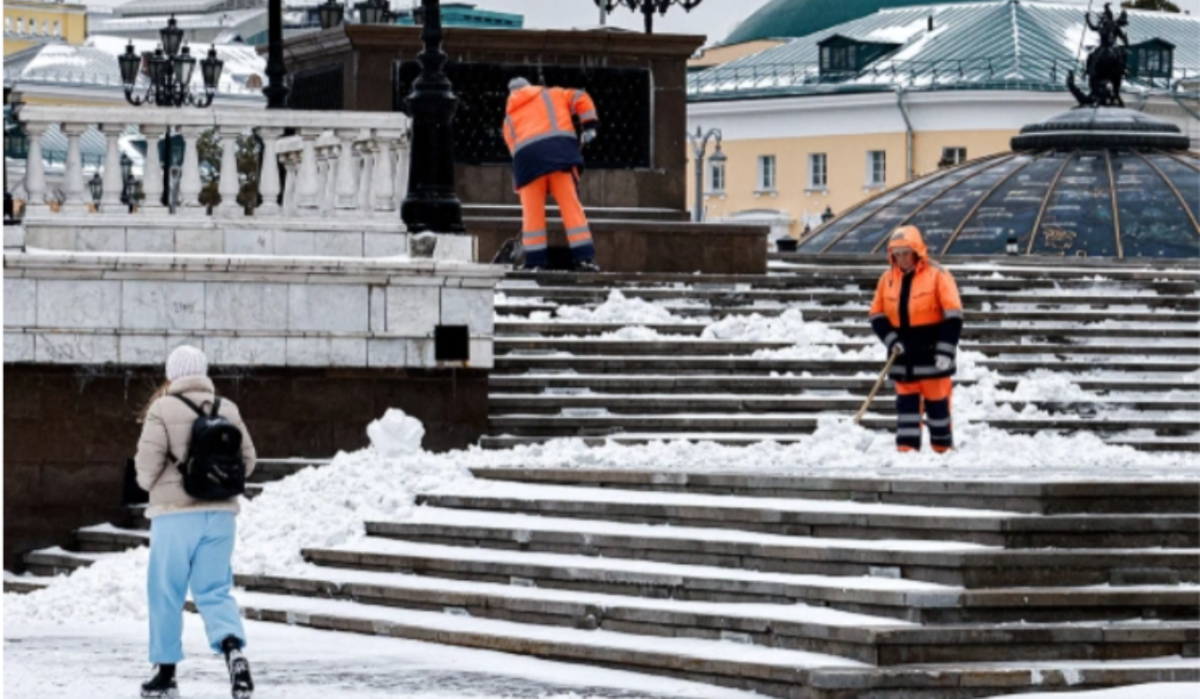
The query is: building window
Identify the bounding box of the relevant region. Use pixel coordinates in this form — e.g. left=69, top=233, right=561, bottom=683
left=808, top=153, right=827, bottom=189
left=5, top=18, right=11, bottom=33
left=867, top=150, right=886, bottom=186
left=16, top=18, right=23, bottom=34
left=53, top=20, right=60, bottom=37
left=1129, top=40, right=1174, bottom=79
left=941, top=147, right=966, bottom=167
left=41, top=20, right=48, bottom=36
left=757, top=155, right=776, bottom=191
left=709, top=159, right=725, bottom=192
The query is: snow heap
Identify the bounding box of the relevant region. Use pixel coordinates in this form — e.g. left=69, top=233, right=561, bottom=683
left=555, top=290, right=690, bottom=325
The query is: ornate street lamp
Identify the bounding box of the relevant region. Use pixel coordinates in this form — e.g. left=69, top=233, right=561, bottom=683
left=401, top=0, right=465, bottom=234
left=593, top=0, right=704, bottom=34
left=687, top=125, right=722, bottom=223
left=88, top=171, right=104, bottom=204
left=264, top=0, right=288, bottom=108
left=118, top=17, right=223, bottom=208
left=318, top=0, right=346, bottom=29
left=356, top=0, right=390, bottom=24
left=821, top=205, right=835, bottom=224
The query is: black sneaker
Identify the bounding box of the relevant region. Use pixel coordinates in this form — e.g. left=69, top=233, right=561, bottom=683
left=222, top=638, right=254, bottom=699
left=140, top=665, right=179, bottom=699
left=575, top=260, right=601, bottom=273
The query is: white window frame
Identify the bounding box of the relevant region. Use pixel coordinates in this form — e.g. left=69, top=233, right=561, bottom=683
left=757, top=155, right=776, bottom=192
left=808, top=153, right=827, bottom=190
left=942, top=147, right=967, bottom=166
left=866, top=150, right=886, bottom=187
left=709, top=159, right=725, bottom=193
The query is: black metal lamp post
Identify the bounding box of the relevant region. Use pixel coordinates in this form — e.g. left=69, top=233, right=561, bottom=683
left=355, top=0, right=390, bottom=24
left=5, top=90, right=27, bottom=222
left=687, top=125, right=722, bottom=223
left=118, top=17, right=224, bottom=207
left=401, top=0, right=464, bottom=234
left=318, top=0, right=346, bottom=29
left=593, top=0, right=704, bottom=34
left=119, top=153, right=134, bottom=209
left=264, top=0, right=288, bottom=108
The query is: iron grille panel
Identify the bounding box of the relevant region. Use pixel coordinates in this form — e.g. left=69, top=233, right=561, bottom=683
left=289, top=64, right=344, bottom=111
left=393, top=61, right=651, bottom=169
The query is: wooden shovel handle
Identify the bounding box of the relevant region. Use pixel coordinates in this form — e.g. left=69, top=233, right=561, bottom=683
left=854, top=346, right=901, bottom=425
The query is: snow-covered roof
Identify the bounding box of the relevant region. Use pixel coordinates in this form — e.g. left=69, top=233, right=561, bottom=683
left=89, top=8, right=265, bottom=33
left=4, top=35, right=266, bottom=100
left=690, top=0, right=1200, bottom=100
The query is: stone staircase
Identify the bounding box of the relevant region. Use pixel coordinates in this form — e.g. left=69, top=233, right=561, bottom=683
left=486, top=255, right=1200, bottom=451
left=232, top=470, right=1197, bottom=698
left=7, top=255, right=1198, bottom=697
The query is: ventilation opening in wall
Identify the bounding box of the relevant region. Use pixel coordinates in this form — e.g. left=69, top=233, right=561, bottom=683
left=435, top=325, right=470, bottom=362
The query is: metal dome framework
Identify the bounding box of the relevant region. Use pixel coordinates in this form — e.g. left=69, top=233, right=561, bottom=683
left=798, top=124, right=1200, bottom=259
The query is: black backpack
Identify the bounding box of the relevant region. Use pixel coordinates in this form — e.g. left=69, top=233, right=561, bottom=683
left=168, top=395, right=247, bottom=500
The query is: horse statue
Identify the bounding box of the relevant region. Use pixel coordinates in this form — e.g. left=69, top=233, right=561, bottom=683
left=1067, top=2, right=1130, bottom=108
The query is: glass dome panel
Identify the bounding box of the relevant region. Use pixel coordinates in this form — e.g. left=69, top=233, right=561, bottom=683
left=908, top=155, right=1031, bottom=255
left=1031, top=151, right=1118, bottom=258
left=1113, top=152, right=1200, bottom=259
left=797, top=176, right=933, bottom=252
left=826, top=157, right=1005, bottom=254
left=947, top=153, right=1065, bottom=255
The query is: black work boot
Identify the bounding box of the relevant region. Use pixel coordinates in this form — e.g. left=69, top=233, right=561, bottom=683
left=140, top=664, right=178, bottom=699
left=221, top=636, right=254, bottom=699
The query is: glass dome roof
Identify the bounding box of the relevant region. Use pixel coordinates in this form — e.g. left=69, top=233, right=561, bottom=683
left=798, top=108, right=1200, bottom=258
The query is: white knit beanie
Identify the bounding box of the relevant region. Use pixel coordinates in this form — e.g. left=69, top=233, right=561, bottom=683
left=166, top=345, right=208, bottom=381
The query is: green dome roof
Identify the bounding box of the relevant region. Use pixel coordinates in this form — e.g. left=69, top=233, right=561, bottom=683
left=724, top=0, right=989, bottom=44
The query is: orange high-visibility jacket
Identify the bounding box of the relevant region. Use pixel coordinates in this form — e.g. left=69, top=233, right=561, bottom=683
left=503, top=85, right=599, bottom=190
left=869, top=226, right=964, bottom=381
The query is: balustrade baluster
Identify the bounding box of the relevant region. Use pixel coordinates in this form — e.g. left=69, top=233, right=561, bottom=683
left=177, top=125, right=205, bottom=216
left=217, top=127, right=243, bottom=217
left=60, top=123, right=88, bottom=214
left=334, top=128, right=360, bottom=216
left=295, top=129, right=322, bottom=217
left=140, top=124, right=166, bottom=214
left=23, top=123, right=48, bottom=215
left=256, top=127, right=283, bottom=217
left=99, top=123, right=125, bottom=214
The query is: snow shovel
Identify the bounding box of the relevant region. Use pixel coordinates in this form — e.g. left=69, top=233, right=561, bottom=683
left=854, top=346, right=901, bottom=425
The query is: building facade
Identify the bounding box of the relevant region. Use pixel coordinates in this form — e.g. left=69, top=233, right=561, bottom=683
left=3, top=0, right=88, bottom=56
left=687, top=1, right=1200, bottom=238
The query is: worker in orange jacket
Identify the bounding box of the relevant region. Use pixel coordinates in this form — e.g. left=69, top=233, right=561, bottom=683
left=503, top=77, right=599, bottom=272
left=869, top=226, right=964, bottom=453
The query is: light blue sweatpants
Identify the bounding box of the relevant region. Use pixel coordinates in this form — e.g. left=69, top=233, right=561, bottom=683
left=148, top=511, right=246, bottom=664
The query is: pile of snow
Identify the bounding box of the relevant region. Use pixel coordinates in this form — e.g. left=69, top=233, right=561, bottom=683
left=987, top=684, right=1200, bottom=699
left=5, top=410, right=473, bottom=626
left=701, top=309, right=850, bottom=344
left=556, top=290, right=684, bottom=324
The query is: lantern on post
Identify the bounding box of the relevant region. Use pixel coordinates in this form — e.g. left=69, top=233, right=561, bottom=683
left=318, top=0, right=345, bottom=29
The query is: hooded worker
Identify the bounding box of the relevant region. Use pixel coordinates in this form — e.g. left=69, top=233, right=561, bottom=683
left=503, top=77, right=600, bottom=272
left=869, top=226, right=964, bottom=453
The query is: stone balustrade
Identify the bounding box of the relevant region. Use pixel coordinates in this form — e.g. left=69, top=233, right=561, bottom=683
left=16, top=105, right=410, bottom=221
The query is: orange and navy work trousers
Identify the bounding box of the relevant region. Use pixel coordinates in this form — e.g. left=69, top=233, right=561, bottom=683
left=894, top=377, right=953, bottom=453
left=519, top=170, right=594, bottom=268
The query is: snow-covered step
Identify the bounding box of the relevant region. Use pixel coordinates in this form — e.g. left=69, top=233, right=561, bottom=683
left=468, top=469, right=1200, bottom=516
left=493, top=356, right=1200, bottom=375
left=495, top=320, right=1200, bottom=341
left=362, top=509, right=1199, bottom=588
left=494, top=337, right=1197, bottom=358
left=486, top=414, right=1200, bottom=440
left=21, top=547, right=112, bottom=577
left=300, top=539, right=1200, bottom=625
left=73, top=523, right=150, bottom=553
left=480, top=433, right=1200, bottom=453
left=237, top=588, right=1200, bottom=697
left=488, top=393, right=1200, bottom=416
left=489, top=374, right=1195, bottom=395
left=3, top=571, right=54, bottom=594
left=416, top=482, right=1200, bottom=549
left=233, top=566, right=1198, bottom=665
left=497, top=286, right=1200, bottom=310
left=234, top=589, right=877, bottom=698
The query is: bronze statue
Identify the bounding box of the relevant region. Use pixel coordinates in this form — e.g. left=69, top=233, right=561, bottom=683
left=1067, top=2, right=1130, bottom=108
